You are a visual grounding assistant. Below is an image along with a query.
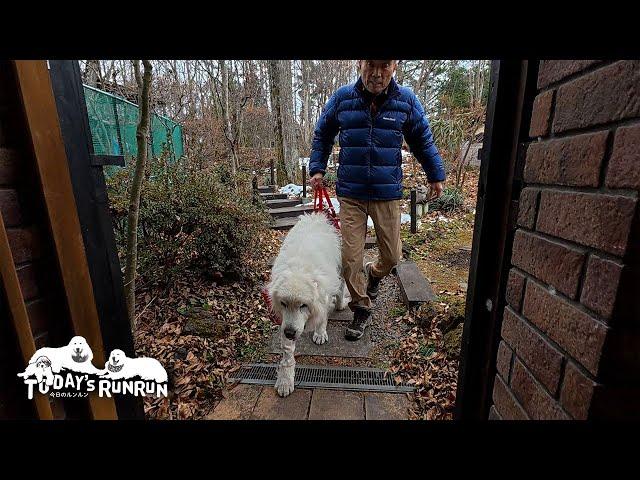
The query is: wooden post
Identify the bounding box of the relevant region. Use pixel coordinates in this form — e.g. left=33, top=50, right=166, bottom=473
left=270, top=156, right=275, bottom=186
left=410, top=187, right=417, bottom=234
left=455, top=60, right=539, bottom=420
left=14, top=60, right=118, bottom=420
left=48, top=60, right=143, bottom=419
left=0, top=214, right=54, bottom=420
left=302, top=164, right=307, bottom=198
left=252, top=175, right=258, bottom=205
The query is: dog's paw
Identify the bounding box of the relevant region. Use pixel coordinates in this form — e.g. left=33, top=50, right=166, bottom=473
left=275, top=376, right=295, bottom=397
left=313, top=330, right=328, bottom=345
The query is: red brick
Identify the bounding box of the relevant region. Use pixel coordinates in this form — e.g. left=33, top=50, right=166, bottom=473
left=537, top=60, right=601, bottom=89
left=0, top=148, right=20, bottom=185
left=26, top=298, right=50, bottom=336
left=6, top=227, right=43, bottom=264
left=501, top=307, right=564, bottom=393
left=505, top=268, right=526, bottom=311
left=553, top=61, right=640, bottom=133
left=496, top=340, right=513, bottom=382
left=560, top=362, right=597, bottom=420
left=0, top=188, right=22, bottom=227
left=522, top=281, right=608, bottom=376
left=606, top=123, right=640, bottom=190
left=523, top=131, right=608, bottom=187
left=511, top=230, right=585, bottom=299
left=580, top=255, right=623, bottom=321
left=16, top=263, right=40, bottom=301
left=516, top=188, right=539, bottom=229
left=529, top=90, right=554, bottom=137
left=536, top=190, right=636, bottom=256
left=510, top=358, right=570, bottom=420
left=492, top=374, right=529, bottom=420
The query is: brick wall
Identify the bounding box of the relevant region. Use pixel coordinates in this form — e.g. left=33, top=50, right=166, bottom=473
left=489, top=60, right=640, bottom=420
left=0, top=61, right=83, bottom=419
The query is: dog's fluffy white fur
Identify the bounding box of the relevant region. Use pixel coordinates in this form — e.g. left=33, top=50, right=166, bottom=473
left=101, top=349, right=168, bottom=383
left=17, top=336, right=102, bottom=380
left=267, top=213, right=349, bottom=397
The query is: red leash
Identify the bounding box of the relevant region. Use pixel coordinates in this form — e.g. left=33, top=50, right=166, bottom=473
left=313, top=186, right=340, bottom=230
left=261, top=285, right=281, bottom=325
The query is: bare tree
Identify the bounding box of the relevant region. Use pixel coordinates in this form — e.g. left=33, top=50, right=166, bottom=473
left=124, top=59, right=152, bottom=329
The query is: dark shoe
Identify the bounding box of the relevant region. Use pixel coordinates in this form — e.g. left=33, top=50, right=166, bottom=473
left=365, top=262, right=382, bottom=299
left=345, top=307, right=371, bottom=341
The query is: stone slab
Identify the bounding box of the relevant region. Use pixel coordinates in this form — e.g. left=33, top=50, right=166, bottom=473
left=308, top=389, right=365, bottom=420
left=205, top=384, right=263, bottom=420
left=364, top=392, right=411, bottom=420
left=270, top=321, right=372, bottom=358
left=250, top=386, right=312, bottom=420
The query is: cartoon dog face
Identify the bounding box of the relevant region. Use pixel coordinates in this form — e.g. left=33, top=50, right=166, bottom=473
left=33, top=356, right=54, bottom=385
left=35, top=356, right=51, bottom=371
left=106, top=349, right=126, bottom=373
left=68, top=336, right=93, bottom=363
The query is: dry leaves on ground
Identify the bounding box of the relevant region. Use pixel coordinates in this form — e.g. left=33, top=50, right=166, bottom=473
left=134, top=229, right=283, bottom=420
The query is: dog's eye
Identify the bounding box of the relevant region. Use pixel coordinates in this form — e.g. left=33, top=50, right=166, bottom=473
left=300, top=304, right=307, bottom=310
left=280, top=301, right=287, bottom=308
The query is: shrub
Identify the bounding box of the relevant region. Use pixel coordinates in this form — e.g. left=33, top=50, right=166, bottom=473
left=428, top=186, right=464, bottom=212
left=323, top=171, right=337, bottom=187
left=107, top=157, right=271, bottom=288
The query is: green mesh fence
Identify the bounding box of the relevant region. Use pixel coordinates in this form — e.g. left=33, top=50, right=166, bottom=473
left=83, top=84, right=184, bottom=165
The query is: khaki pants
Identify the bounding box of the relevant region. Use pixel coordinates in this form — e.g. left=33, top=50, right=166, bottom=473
left=338, top=196, right=402, bottom=311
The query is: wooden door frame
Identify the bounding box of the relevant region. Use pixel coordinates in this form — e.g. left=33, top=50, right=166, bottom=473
left=46, top=60, right=145, bottom=420
left=455, top=60, right=539, bottom=420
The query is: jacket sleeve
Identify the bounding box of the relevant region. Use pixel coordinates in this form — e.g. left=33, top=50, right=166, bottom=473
left=403, top=93, right=446, bottom=183
left=309, top=92, right=340, bottom=176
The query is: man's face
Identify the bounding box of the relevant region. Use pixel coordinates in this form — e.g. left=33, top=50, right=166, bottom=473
left=360, top=60, right=397, bottom=95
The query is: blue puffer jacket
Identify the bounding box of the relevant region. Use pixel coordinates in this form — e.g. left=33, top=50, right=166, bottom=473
left=309, top=77, right=445, bottom=201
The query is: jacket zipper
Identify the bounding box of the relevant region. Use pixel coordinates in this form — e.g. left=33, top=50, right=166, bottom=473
left=369, top=92, right=397, bottom=199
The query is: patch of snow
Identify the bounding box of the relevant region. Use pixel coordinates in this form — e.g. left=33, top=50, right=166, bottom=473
left=279, top=184, right=304, bottom=196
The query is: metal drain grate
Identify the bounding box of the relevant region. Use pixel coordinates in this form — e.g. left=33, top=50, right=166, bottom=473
left=231, top=363, right=414, bottom=393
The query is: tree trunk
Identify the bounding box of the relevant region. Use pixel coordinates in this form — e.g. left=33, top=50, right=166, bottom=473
left=124, top=59, right=152, bottom=330
left=280, top=60, right=298, bottom=183
left=301, top=60, right=312, bottom=154
left=220, top=60, right=238, bottom=176
left=267, top=60, right=289, bottom=185
left=84, top=59, right=102, bottom=87
left=396, top=60, right=405, bottom=85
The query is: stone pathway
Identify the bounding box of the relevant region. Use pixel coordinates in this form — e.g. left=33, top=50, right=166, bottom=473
left=206, top=384, right=411, bottom=420
left=205, top=186, right=435, bottom=421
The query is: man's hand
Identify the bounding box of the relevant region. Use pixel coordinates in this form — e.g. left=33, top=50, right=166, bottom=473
left=428, top=181, right=444, bottom=201
left=310, top=172, right=325, bottom=191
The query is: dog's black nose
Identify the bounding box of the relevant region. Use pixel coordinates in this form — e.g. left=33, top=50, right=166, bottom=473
left=283, top=327, right=296, bottom=340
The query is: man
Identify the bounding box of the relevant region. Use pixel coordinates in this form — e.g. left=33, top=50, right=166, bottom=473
left=308, top=60, right=445, bottom=341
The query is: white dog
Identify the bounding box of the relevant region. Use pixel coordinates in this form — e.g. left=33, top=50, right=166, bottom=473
left=267, top=213, right=349, bottom=397
left=101, top=349, right=168, bottom=383
left=17, top=336, right=101, bottom=379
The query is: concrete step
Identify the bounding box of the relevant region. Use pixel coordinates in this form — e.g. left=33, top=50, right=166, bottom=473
left=395, top=260, right=436, bottom=309
left=264, top=198, right=302, bottom=208
left=260, top=192, right=287, bottom=200
left=257, top=185, right=276, bottom=193
left=268, top=205, right=315, bottom=219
